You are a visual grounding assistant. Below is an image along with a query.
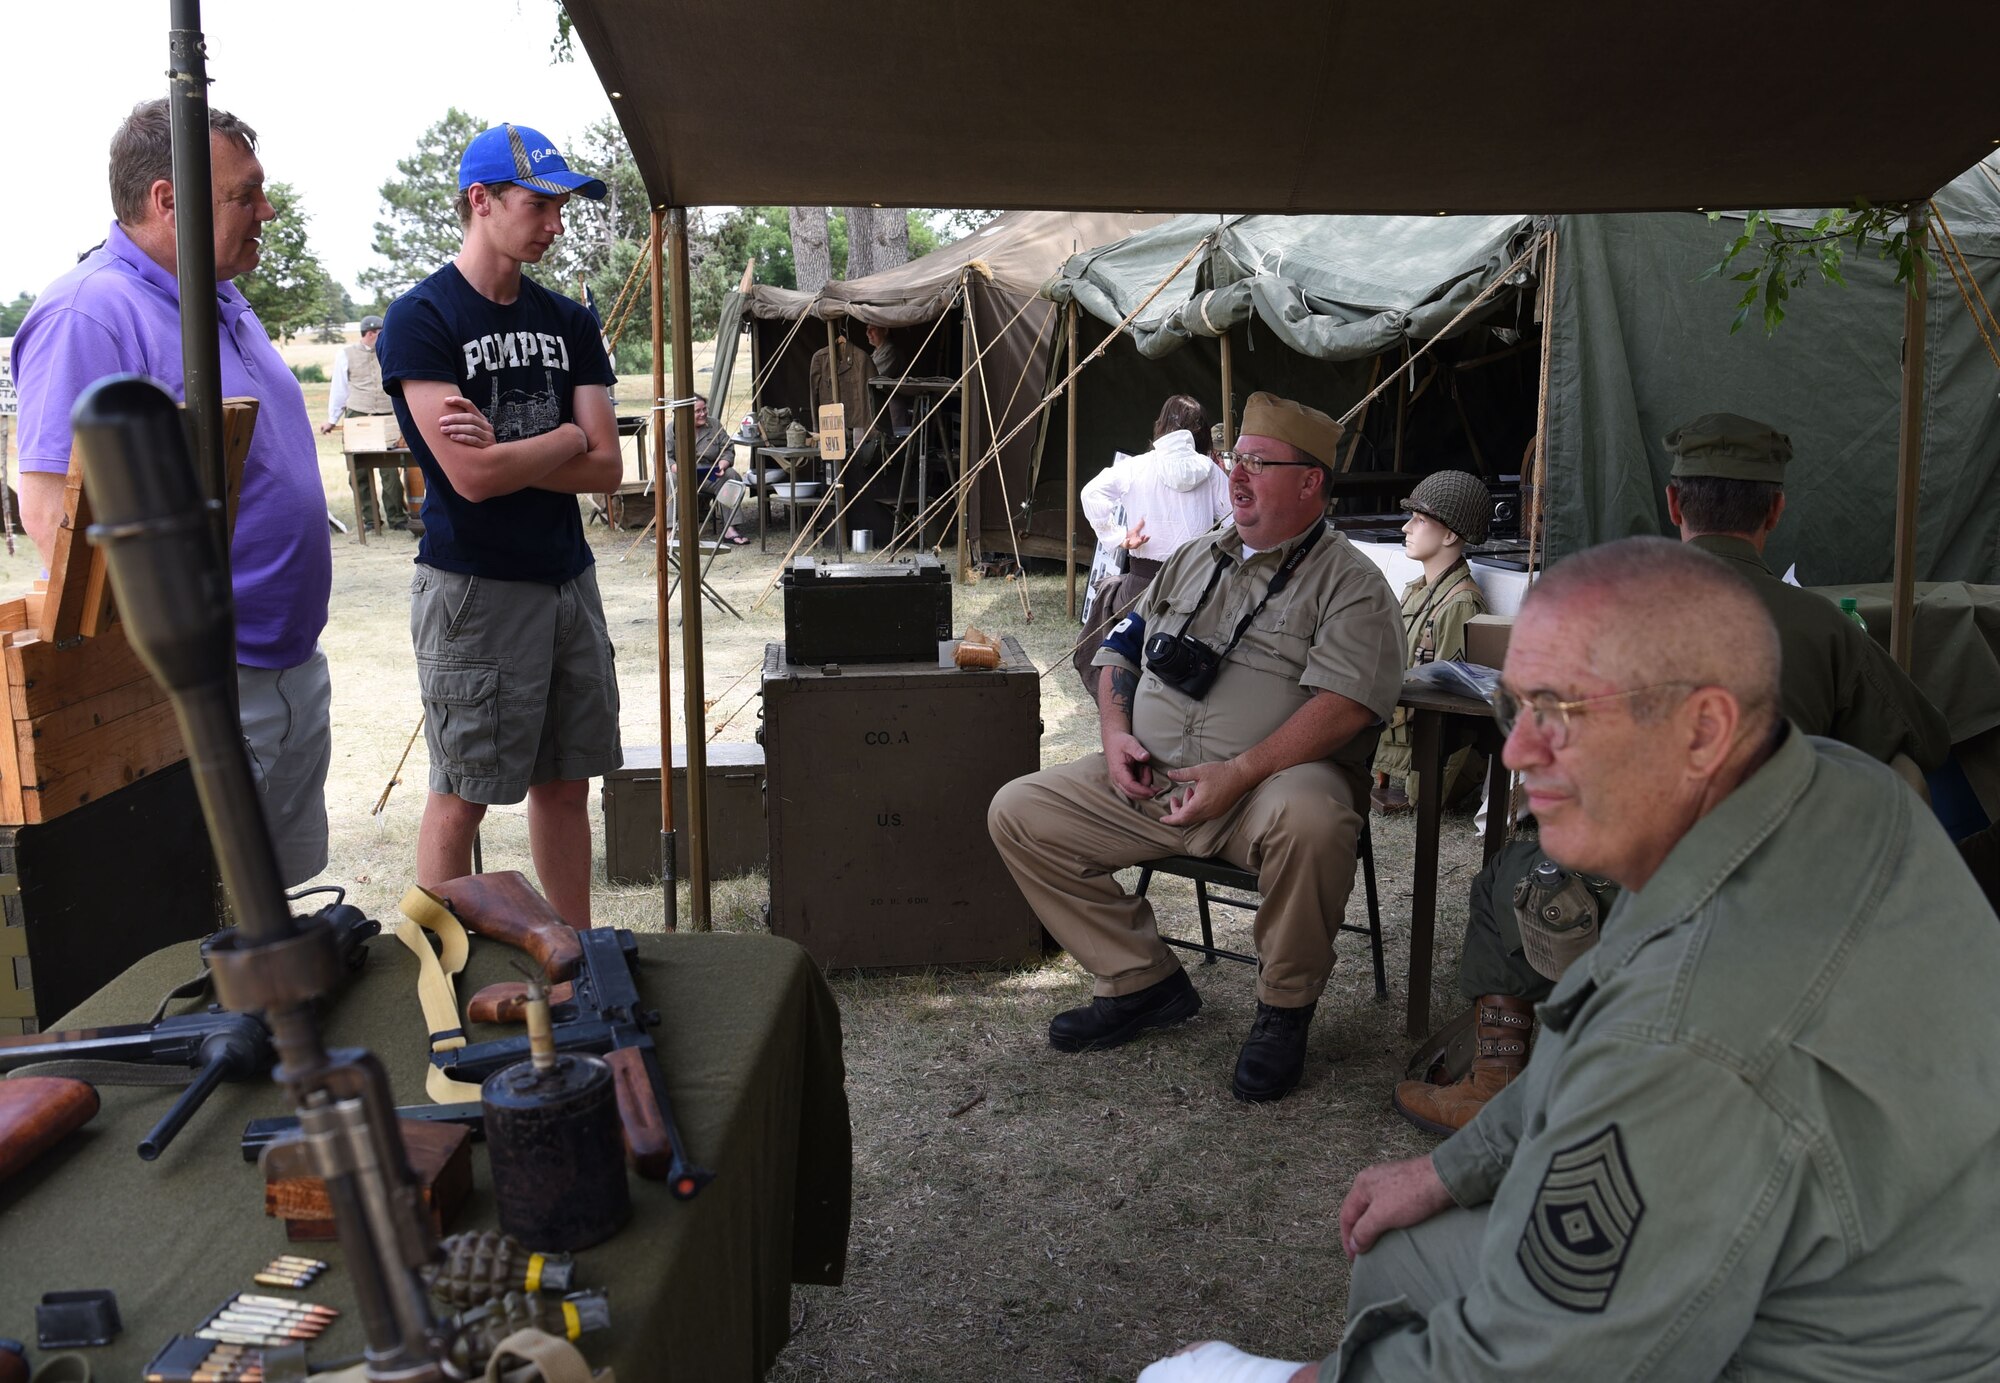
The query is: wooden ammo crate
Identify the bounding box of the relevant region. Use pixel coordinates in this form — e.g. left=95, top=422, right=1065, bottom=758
left=759, top=639, right=1042, bottom=969
left=0, top=399, right=255, bottom=1028
left=0, top=399, right=259, bottom=823
left=602, top=744, right=768, bottom=883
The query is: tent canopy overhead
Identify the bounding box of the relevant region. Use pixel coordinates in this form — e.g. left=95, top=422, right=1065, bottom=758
left=748, top=211, right=1170, bottom=326
left=562, top=1, right=1997, bottom=216
left=1050, top=213, right=1536, bottom=360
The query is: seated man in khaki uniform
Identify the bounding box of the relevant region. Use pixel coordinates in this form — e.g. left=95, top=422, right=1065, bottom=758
left=1138, top=537, right=2000, bottom=1381
left=990, top=392, right=1402, bottom=1103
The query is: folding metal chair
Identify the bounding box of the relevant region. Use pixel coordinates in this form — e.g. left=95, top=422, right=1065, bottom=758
left=659, top=467, right=742, bottom=620
left=1133, top=817, right=1388, bottom=999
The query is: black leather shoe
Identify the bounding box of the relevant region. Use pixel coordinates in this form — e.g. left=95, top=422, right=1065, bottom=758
left=1232, top=1000, right=1316, bottom=1102
left=1048, top=970, right=1201, bottom=1053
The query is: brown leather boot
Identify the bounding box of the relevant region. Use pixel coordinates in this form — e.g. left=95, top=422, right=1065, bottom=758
left=1391, top=994, right=1534, bottom=1135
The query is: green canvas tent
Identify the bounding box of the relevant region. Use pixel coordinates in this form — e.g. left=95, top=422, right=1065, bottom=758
left=1049, top=163, right=2000, bottom=584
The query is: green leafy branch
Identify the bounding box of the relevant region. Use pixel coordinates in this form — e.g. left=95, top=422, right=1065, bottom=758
left=1700, top=203, right=1933, bottom=335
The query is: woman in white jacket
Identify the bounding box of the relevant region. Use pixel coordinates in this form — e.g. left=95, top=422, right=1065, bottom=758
left=1072, top=395, right=1231, bottom=694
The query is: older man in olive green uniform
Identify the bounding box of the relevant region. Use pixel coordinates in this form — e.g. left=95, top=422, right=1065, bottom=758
left=1666, top=411, right=1949, bottom=771
left=1391, top=414, right=1952, bottom=1140
left=990, top=392, right=1402, bottom=1103
left=1138, top=537, right=2000, bottom=1381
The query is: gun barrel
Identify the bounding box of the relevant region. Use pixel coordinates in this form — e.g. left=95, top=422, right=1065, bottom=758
left=0, top=1022, right=170, bottom=1071
left=138, top=1049, right=233, bottom=1160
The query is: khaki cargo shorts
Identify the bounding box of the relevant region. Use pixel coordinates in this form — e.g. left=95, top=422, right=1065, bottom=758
left=410, top=564, right=623, bottom=805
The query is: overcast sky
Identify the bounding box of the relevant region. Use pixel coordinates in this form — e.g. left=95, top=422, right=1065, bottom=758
left=3, top=1, right=621, bottom=300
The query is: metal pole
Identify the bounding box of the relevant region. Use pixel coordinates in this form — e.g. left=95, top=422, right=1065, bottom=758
left=167, top=1, right=231, bottom=598
left=1064, top=300, right=1078, bottom=620
left=1891, top=211, right=1929, bottom=671
left=1219, top=327, right=1235, bottom=450
left=650, top=208, right=677, bottom=930
left=668, top=209, right=711, bottom=930
left=957, top=292, right=976, bottom=581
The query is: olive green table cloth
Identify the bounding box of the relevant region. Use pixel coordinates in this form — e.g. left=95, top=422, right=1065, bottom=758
left=0, top=928, right=850, bottom=1381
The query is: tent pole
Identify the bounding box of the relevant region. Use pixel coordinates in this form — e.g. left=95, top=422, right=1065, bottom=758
left=1526, top=223, right=1558, bottom=576
left=669, top=208, right=711, bottom=930
left=824, top=316, right=843, bottom=557
left=1065, top=301, right=1079, bottom=619
left=1891, top=210, right=1929, bottom=672
left=1394, top=346, right=1408, bottom=472
left=1340, top=357, right=1382, bottom=474
left=649, top=210, right=678, bottom=930
left=1219, top=328, right=1235, bottom=449
left=957, top=287, right=976, bottom=581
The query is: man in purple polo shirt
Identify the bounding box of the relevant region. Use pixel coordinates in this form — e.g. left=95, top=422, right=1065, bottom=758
left=11, top=99, right=334, bottom=885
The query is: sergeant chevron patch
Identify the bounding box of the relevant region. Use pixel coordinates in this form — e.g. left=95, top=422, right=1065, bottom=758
left=1517, top=1124, right=1645, bottom=1312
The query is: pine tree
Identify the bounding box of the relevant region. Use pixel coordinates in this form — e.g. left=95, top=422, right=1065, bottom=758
left=236, top=182, right=335, bottom=342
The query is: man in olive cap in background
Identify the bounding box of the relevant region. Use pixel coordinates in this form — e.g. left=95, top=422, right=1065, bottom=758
left=991, top=392, right=1402, bottom=1102
left=322, top=312, right=408, bottom=531
left=1665, top=411, right=1949, bottom=773
left=1371, top=470, right=1493, bottom=813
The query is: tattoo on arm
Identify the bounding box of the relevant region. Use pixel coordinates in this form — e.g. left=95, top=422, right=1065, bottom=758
left=1107, top=668, right=1137, bottom=717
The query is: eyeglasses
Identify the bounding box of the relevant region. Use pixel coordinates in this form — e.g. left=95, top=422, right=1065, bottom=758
left=1216, top=449, right=1322, bottom=476
left=1492, top=681, right=1694, bottom=750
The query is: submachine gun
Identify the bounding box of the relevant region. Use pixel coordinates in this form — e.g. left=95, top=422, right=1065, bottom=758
left=440, top=925, right=714, bottom=1201
left=73, top=375, right=450, bottom=1378
left=1, top=1009, right=267, bottom=1160
left=0, top=907, right=377, bottom=1160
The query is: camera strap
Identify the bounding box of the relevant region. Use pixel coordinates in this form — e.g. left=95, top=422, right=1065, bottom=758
left=1177, top=520, right=1327, bottom=663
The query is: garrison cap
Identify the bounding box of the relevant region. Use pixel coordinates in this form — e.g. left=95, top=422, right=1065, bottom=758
left=1238, top=391, right=1344, bottom=469
left=1664, top=412, right=1792, bottom=483
left=1402, top=469, right=1492, bottom=545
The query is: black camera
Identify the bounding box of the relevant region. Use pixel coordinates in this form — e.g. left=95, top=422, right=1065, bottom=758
left=1144, top=630, right=1224, bottom=700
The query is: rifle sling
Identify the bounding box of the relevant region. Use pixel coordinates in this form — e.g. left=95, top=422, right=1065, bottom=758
left=395, top=887, right=486, bottom=1103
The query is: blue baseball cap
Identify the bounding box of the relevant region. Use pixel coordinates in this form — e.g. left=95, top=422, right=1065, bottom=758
left=458, top=123, right=606, bottom=200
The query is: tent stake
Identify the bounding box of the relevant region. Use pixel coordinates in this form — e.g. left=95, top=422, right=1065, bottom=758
left=1891, top=210, right=1929, bottom=671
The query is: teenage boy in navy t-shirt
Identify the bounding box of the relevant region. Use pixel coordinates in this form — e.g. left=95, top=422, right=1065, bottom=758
left=378, top=122, right=623, bottom=927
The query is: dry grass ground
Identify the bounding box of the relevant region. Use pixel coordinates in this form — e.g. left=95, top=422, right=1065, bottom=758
left=0, top=379, right=1492, bottom=1382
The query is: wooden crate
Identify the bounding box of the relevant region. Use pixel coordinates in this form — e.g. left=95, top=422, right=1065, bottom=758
left=342, top=413, right=402, bottom=452
left=0, top=398, right=260, bottom=825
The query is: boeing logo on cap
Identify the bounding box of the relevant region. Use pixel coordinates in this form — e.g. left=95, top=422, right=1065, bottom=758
left=457, top=122, right=608, bottom=201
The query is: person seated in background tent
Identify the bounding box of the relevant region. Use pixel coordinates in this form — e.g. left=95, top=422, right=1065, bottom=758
left=674, top=396, right=747, bottom=544
left=1072, top=394, right=1231, bottom=694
